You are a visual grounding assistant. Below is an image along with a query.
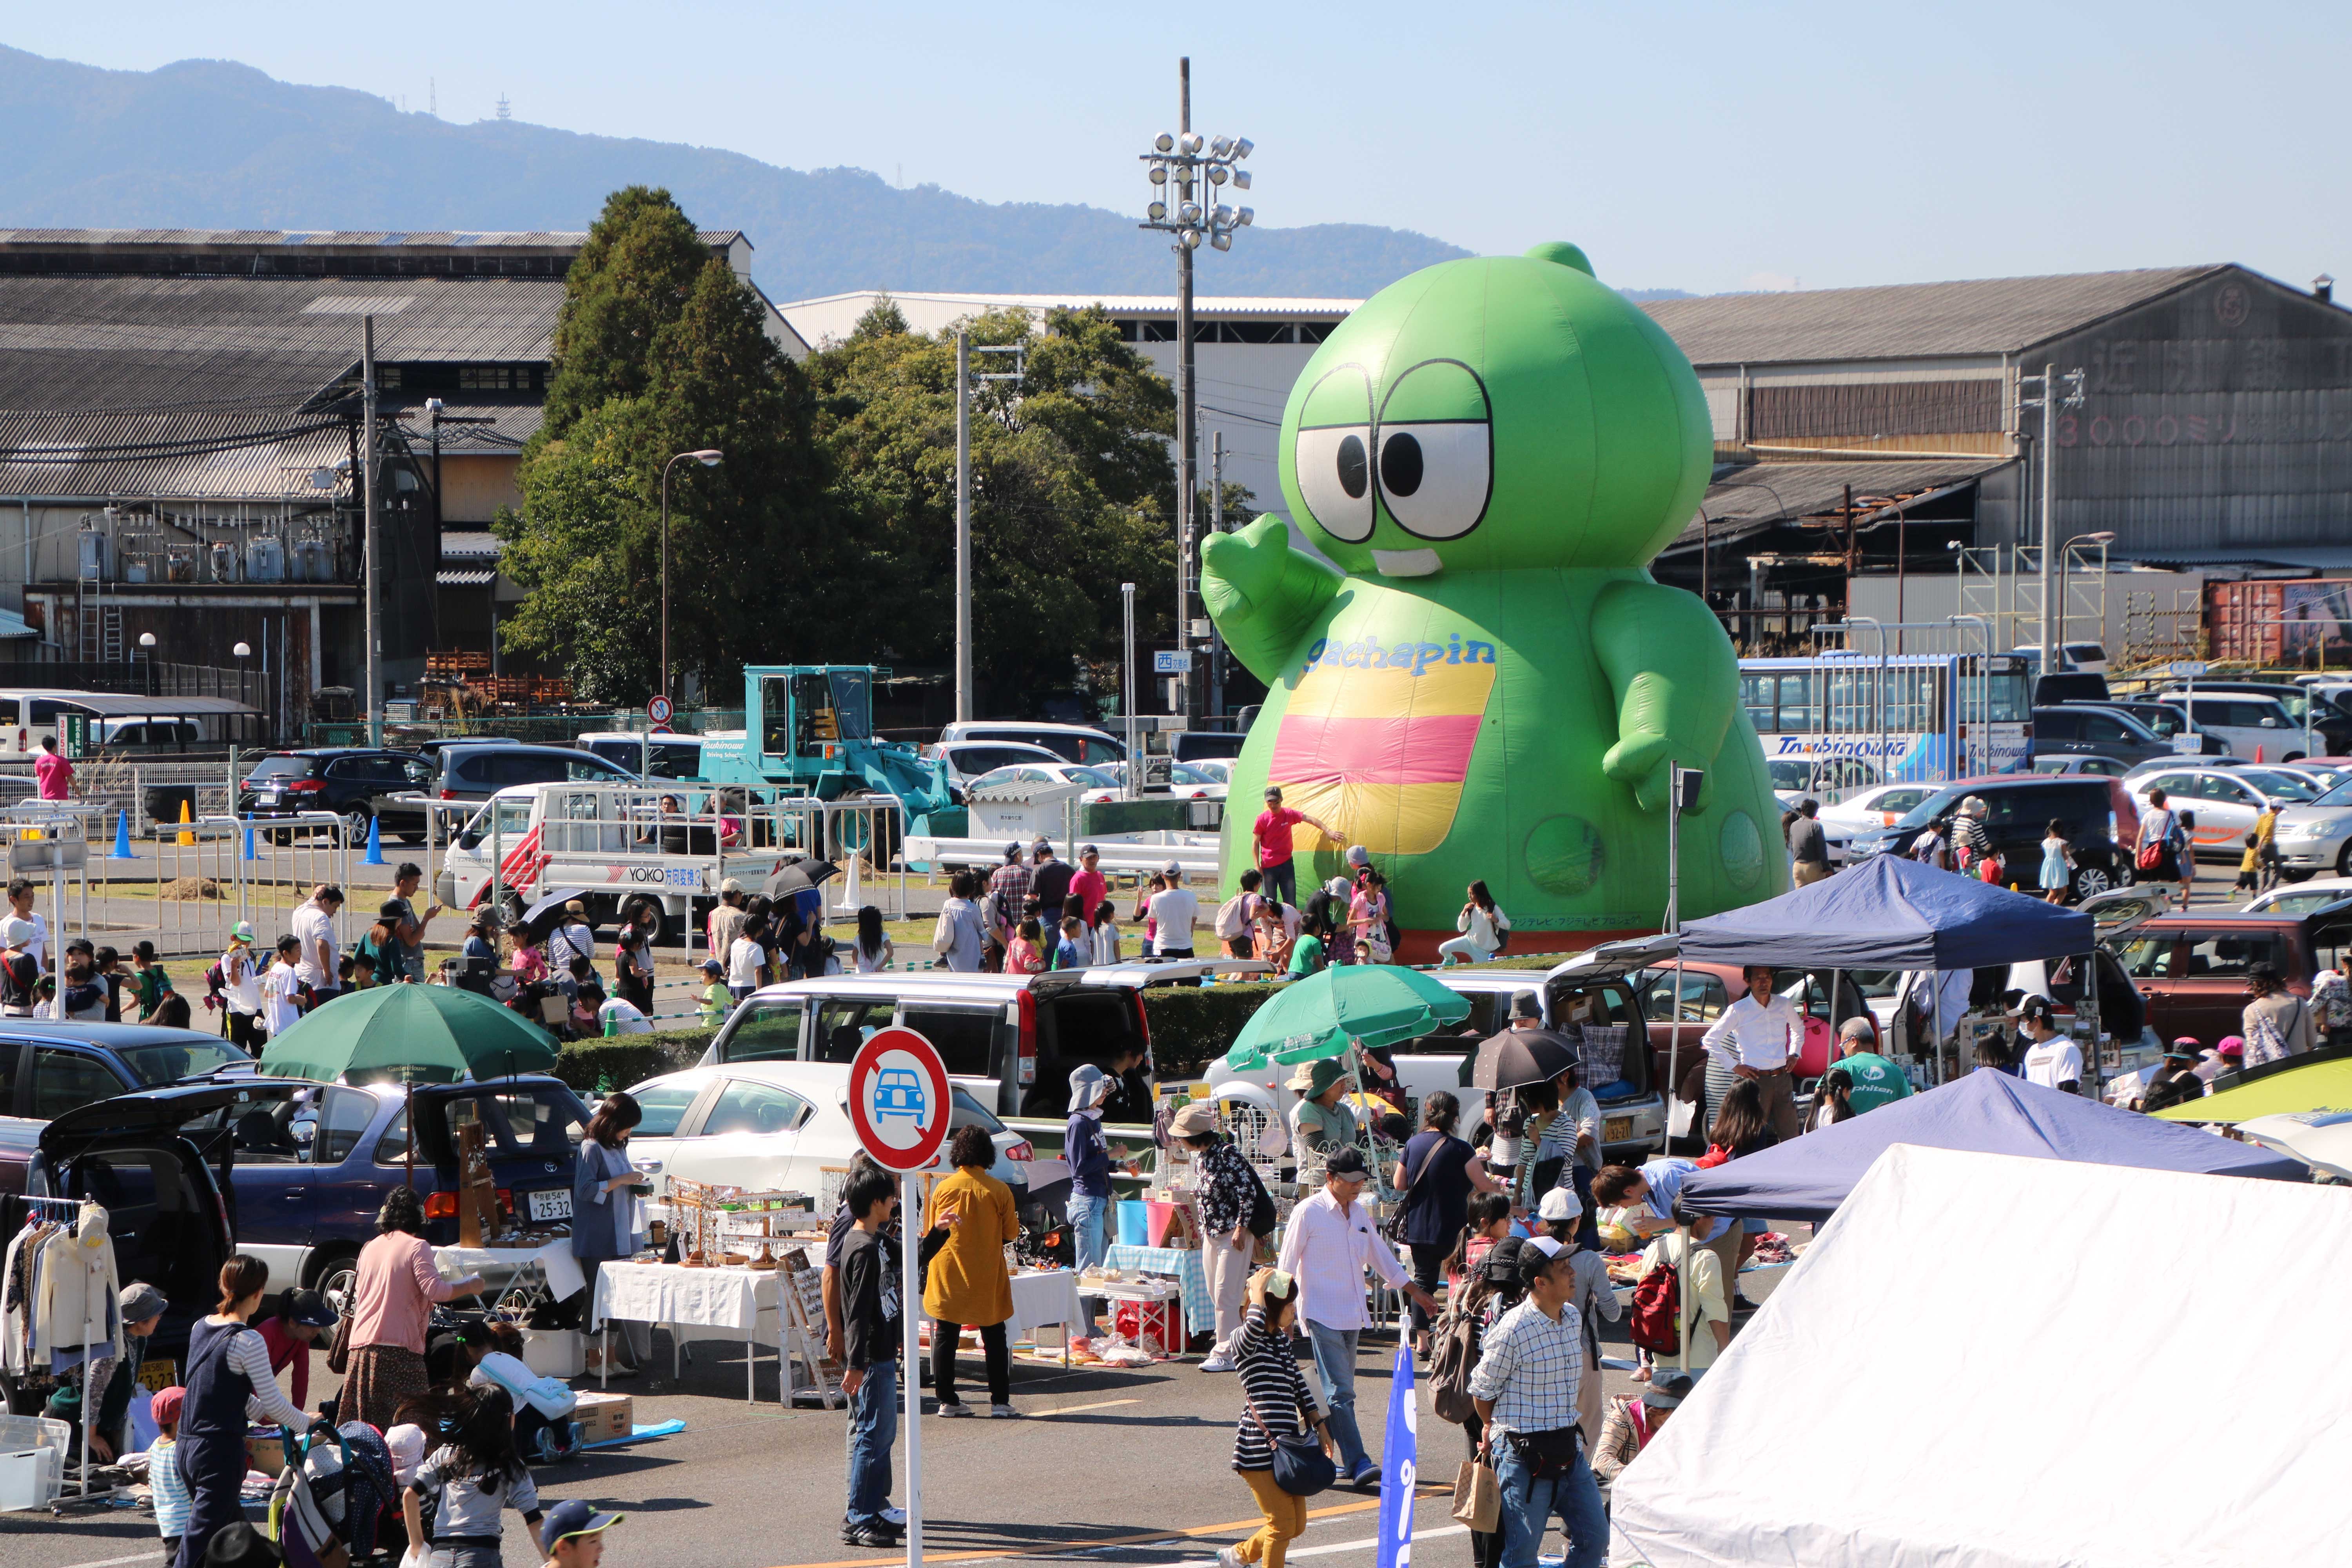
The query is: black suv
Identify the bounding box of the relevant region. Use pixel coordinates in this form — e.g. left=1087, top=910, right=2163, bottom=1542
left=238, top=749, right=437, bottom=842
left=0, top=1021, right=254, bottom=1126
left=2031, top=706, right=2175, bottom=767
left=429, top=743, right=637, bottom=804
left=1843, top=775, right=2136, bottom=900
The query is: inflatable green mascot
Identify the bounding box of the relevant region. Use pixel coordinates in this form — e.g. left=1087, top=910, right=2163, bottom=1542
left=1202, top=241, right=1784, bottom=960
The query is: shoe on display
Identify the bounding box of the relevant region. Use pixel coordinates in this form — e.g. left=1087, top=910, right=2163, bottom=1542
left=936, top=1400, right=976, bottom=1417
left=989, top=1403, right=1020, bottom=1419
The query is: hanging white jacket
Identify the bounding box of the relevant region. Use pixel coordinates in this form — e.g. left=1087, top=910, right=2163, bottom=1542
left=35, top=1205, right=122, bottom=1361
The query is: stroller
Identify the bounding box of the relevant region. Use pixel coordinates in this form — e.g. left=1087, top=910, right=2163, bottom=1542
left=270, top=1419, right=398, bottom=1567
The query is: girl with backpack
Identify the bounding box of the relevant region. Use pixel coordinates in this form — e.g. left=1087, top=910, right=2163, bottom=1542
left=398, top=1383, right=546, bottom=1568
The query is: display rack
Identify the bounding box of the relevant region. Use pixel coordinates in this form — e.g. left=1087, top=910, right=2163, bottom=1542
left=665, top=1178, right=743, bottom=1266
left=777, top=1247, right=841, bottom=1408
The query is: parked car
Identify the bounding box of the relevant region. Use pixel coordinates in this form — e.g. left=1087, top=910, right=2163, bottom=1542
left=0, top=1020, right=254, bottom=1125
left=931, top=739, right=1067, bottom=795
left=430, top=744, right=638, bottom=805
left=2031, top=706, right=2175, bottom=768
left=1098, top=760, right=1228, bottom=800
left=1766, top=755, right=1883, bottom=811
left=0, top=1079, right=307, bottom=1392
left=2105, top=911, right=2352, bottom=1046
left=2031, top=754, right=2134, bottom=778
left=2154, top=692, right=2345, bottom=762
left=964, top=761, right=1123, bottom=804
left=575, top=731, right=712, bottom=781
left=1842, top=774, right=2141, bottom=900
left=618, top=1060, right=1031, bottom=1203
left=1206, top=941, right=1671, bottom=1164
left=1171, top=731, right=1245, bottom=764
left=2033, top=672, right=2112, bottom=706
left=2241, top=877, right=2352, bottom=916
left=239, top=748, right=439, bottom=842
left=2089, top=700, right=2231, bottom=756
left=2160, top=680, right=2352, bottom=745
left=225, top=1074, right=593, bottom=1302
left=697, top=960, right=1267, bottom=1123
left=935, top=721, right=1127, bottom=767
left=2271, top=775, right=2352, bottom=880
left=2127, top=764, right=2332, bottom=862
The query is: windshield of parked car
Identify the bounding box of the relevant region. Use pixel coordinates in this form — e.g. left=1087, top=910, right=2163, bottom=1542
left=2241, top=769, right=2322, bottom=802
left=1893, top=786, right=1970, bottom=831
left=949, top=1087, right=1004, bottom=1134
left=2110, top=926, right=2288, bottom=980
left=2309, top=779, right=2352, bottom=809
left=245, top=755, right=317, bottom=780
left=115, top=1037, right=249, bottom=1086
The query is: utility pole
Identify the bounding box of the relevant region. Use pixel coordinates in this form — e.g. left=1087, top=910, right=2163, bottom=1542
left=955, top=330, right=972, bottom=722
left=1209, top=430, right=1227, bottom=718
left=1121, top=583, right=1138, bottom=800
left=362, top=316, right=381, bottom=747
left=1176, top=56, right=1196, bottom=720
left=2018, top=361, right=2084, bottom=677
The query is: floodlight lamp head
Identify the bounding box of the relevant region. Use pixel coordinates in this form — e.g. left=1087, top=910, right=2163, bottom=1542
left=1207, top=164, right=1227, bottom=185
left=1179, top=131, right=1203, bottom=154
left=1232, top=137, right=1252, bottom=158
left=1210, top=232, right=1232, bottom=251
left=1236, top=207, right=1254, bottom=226
left=1209, top=136, right=1232, bottom=157
left=1148, top=162, right=1167, bottom=184
left=1154, top=132, right=1174, bottom=153
left=1180, top=229, right=1203, bottom=250
left=1147, top=200, right=1168, bottom=221
left=1231, top=169, right=1251, bottom=190
left=1179, top=201, right=1201, bottom=224
left=424, top=397, right=444, bottom=414
left=1212, top=204, right=1234, bottom=227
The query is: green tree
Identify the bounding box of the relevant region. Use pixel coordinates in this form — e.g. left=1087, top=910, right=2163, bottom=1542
left=541, top=187, right=710, bottom=436
left=807, top=301, right=1178, bottom=713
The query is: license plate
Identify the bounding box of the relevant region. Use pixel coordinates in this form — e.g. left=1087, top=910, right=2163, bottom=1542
left=1603, top=1116, right=1633, bottom=1143
left=527, top=1188, right=572, bottom=1222
left=138, top=1358, right=178, bottom=1392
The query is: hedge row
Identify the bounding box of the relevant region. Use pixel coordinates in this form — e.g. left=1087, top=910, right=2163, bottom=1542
left=553, top=1029, right=717, bottom=1093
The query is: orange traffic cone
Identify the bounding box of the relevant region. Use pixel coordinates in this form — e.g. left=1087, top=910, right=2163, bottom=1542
left=177, top=798, right=195, bottom=847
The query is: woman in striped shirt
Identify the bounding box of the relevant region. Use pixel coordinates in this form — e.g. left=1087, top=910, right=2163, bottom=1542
left=1218, top=1270, right=1332, bottom=1568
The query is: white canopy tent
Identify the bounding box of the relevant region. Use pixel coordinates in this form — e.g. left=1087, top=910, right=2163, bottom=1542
left=1614, top=1144, right=2352, bottom=1567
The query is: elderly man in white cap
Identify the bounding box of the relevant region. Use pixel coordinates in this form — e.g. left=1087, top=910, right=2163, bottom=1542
left=708, top=878, right=750, bottom=961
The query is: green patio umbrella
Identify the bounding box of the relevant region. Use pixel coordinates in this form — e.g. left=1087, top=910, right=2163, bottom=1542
left=1219, top=965, right=1473, bottom=1072
left=258, top=982, right=561, bottom=1085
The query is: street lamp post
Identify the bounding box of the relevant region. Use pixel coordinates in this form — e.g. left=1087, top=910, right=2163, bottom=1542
left=660, top=449, right=723, bottom=710
left=1138, top=58, right=1254, bottom=720
left=2059, top=530, right=2117, bottom=653
left=137, top=632, right=157, bottom=699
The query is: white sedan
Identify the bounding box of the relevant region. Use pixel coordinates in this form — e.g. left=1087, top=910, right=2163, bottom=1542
left=1098, top=761, right=1228, bottom=801
left=2129, top=764, right=2329, bottom=860
left=2240, top=876, right=2352, bottom=915
left=618, top=1061, right=1034, bottom=1204
left=965, top=761, right=1123, bottom=804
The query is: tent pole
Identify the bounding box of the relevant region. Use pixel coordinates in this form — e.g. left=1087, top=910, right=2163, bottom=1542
left=1667, top=957, right=1684, bottom=1154
left=2083, top=950, right=2103, bottom=1101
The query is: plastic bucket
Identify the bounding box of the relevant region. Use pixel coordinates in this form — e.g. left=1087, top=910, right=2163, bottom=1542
left=1115, top=1199, right=1150, bottom=1247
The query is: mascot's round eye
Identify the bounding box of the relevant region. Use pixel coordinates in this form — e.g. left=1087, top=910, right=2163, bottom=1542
left=1377, top=423, right=1489, bottom=540
left=1296, top=425, right=1376, bottom=542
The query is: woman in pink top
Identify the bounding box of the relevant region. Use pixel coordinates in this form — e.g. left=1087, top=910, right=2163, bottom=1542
left=341, top=1188, right=483, bottom=1430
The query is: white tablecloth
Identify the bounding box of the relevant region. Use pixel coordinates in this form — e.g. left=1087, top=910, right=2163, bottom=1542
left=591, top=1260, right=778, bottom=1333
left=999, top=1270, right=1085, bottom=1339
left=436, top=1241, right=586, bottom=1303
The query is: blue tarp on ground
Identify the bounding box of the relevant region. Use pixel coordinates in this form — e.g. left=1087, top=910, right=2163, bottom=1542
left=1677, top=852, right=2096, bottom=971
left=1680, top=1069, right=2305, bottom=1219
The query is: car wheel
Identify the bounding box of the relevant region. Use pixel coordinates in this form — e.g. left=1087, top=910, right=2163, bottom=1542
left=2071, top=864, right=2115, bottom=901
left=2337, top=844, right=2352, bottom=880
left=341, top=804, right=373, bottom=843
left=306, top=1247, right=362, bottom=1320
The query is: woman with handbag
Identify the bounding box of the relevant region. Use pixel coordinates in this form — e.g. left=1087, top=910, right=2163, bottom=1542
left=1217, top=1269, right=1335, bottom=1568
left=1393, top=1091, right=1503, bottom=1363
left=2136, top=787, right=2185, bottom=889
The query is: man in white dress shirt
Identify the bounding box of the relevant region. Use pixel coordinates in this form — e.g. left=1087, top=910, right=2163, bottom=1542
left=1697, top=965, right=1803, bottom=1140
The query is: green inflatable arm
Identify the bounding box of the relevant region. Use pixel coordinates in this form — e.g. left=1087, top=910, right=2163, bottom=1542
left=1593, top=580, right=1739, bottom=813
left=1201, top=517, right=1341, bottom=686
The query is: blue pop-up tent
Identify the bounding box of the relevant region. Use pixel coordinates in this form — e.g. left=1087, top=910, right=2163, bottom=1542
left=1677, top=852, right=2094, bottom=971
left=1680, top=1069, right=2304, bottom=1220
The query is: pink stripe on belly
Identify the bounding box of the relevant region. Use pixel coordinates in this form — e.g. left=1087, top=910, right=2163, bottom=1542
left=1270, top=712, right=1483, bottom=785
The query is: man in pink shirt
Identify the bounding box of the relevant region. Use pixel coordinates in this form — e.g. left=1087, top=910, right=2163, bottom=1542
left=1068, top=845, right=1109, bottom=927
left=1252, top=786, right=1334, bottom=911
left=32, top=737, right=70, bottom=801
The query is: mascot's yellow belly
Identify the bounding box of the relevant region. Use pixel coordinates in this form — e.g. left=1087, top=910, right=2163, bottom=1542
left=1268, top=642, right=1497, bottom=858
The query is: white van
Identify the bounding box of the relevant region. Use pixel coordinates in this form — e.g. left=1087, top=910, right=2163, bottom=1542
left=2154, top=693, right=2307, bottom=761
left=575, top=731, right=713, bottom=780
left=936, top=721, right=1127, bottom=766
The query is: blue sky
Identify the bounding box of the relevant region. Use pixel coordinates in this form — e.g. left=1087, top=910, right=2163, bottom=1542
left=10, top=0, right=2342, bottom=295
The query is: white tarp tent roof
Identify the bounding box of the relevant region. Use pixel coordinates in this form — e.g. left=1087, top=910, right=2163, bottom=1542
left=1614, top=1144, right=2352, bottom=1568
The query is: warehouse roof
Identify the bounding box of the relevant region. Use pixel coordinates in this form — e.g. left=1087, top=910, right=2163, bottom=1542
left=1667, top=457, right=2014, bottom=552
left=0, top=407, right=351, bottom=502
left=1644, top=266, right=2227, bottom=366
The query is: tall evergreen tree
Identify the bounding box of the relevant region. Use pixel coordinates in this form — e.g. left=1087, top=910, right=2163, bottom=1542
left=540, top=186, right=709, bottom=436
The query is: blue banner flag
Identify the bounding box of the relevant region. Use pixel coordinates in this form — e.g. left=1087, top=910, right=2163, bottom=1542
left=1376, top=1344, right=1417, bottom=1568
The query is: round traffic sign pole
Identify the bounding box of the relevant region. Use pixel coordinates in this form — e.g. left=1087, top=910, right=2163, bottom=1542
left=846, top=1027, right=949, bottom=1568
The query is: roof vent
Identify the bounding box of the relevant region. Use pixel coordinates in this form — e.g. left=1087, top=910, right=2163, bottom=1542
left=2317, top=275, right=2335, bottom=303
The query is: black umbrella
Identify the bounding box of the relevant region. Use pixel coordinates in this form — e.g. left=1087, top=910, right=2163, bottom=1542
left=515, top=887, right=595, bottom=944
left=762, top=858, right=839, bottom=900
left=1472, top=1028, right=1581, bottom=1092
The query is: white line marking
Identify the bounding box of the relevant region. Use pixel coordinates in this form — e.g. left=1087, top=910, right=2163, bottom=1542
left=1123, top=1523, right=1470, bottom=1566
left=53, top=1554, right=165, bottom=1568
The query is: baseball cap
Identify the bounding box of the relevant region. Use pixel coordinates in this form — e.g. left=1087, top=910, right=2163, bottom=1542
left=1264, top=785, right=1283, bottom=799
left=2217, top=1036, right=2245, bottom=1059
left=1644, top=1370, right=1696, bottom=1409
left=1522, top=1234, right=1564, bottom=1259
left=285, top=1288, right=338, bottom=1328
left=1162, top=858, right=1183, bottom=876
left=230, top=921, right=256, bottom=943
left=2018, top=996, right=2057, bottom=1028
left=539, top=1499, right=626, bottom=1554
left=1080, top=844, right=1100, bottom=858
left=701, top=958, right=724, bottom=975
left=2165, top=1037, right=2201, bottom=1062
left=1323, top=1146, right=1369, bottom=1178
left=1535, top=1187, right=1578, bottom=1222
left=1032, top=837, right=1052, bottom=854
left=1005, top=841, right=1023, bottom=858
left=1345, top=845, right=1371, bottom=867
left=720, top=877, right=746, bottom=895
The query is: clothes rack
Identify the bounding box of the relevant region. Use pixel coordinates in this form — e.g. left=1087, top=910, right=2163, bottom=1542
left=10, top=1196, right=121, bottom=1514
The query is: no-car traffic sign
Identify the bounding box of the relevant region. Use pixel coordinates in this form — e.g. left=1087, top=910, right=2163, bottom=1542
left=846, top=1026, right=952, bottom=1172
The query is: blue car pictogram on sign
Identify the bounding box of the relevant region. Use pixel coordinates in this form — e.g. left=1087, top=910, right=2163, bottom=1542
left=874, top=1067, right=928, bottom=1123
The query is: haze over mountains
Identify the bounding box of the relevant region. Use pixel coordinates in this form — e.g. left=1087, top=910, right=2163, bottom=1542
left=0, top=46, right=1586, bottom=304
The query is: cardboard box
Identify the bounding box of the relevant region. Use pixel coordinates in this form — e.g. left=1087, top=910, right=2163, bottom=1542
left=573, top=1391, right=632, bottom=1444
left=522, top=1328, right=584, bottom=1379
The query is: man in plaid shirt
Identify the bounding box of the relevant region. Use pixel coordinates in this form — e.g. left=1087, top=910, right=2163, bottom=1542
left=1468, top=1236, right=1606, bottom=1568
left=985, top=843, right=1032, bottom=962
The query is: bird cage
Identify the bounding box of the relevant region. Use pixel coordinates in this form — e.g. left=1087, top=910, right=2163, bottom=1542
left=1215, top=1094, right=1288, bottom=1186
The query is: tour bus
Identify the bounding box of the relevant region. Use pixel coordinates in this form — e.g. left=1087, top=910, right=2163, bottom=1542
left=1739, top=651, right=2033, bottom=797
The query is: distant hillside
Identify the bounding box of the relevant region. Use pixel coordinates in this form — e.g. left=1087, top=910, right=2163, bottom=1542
left=0, top=47, right=1491, bottom=302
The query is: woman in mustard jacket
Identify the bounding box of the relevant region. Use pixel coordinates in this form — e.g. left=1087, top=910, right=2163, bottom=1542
left=922, top=1125, right=1021, bottom=1417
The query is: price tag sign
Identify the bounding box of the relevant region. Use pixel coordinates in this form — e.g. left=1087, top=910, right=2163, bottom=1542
left=846, top=1027, right=952, bottom=1172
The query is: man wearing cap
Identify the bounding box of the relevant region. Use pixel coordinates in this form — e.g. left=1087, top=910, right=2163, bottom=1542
left=987, top=843, right=1033, bottom=959
left=254, top=1289, right=336, bottom=1423
left=1147, top=861, right=1200, bottom=957
left=1277, top=1147, right=1437, bottom=1488
left=2140, top=1039, right=2207, bottom=1114
left=1468, top=1236, right=1606, bottom=1568
left=54, top=1281, right=167, bottom=1463
left=2015, top=996, right=2082, bottom=1093
left=1031, top=840, right=1074, bottom=923
left=1065, top=1064, right=1136, bottom=1343
left=1287, top=1059, right=1358, bottom=1160
left=1252, top=786, right=1335, bottom=912
left=707, top=880, right=749, bottom=964
left=1698, top=965, right=1803, bottom=1140
left=218, top=922, right=264, bottom=1054
left=540, top=1499, right=625, bottom=1568
left=1822, top=1016, right=1912, bottom=1117
left=837, top=1163, right=907, bottom=1548
left=291, top=885, right=343, bottom=1007
left=1069, top=846, right=1109, bottom=929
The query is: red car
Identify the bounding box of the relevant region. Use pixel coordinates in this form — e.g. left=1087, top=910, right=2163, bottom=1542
left=2105, top=910, right=2352, bottom=1046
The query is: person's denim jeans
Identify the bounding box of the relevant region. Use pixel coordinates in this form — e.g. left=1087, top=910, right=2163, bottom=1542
left=1303, top=1320, right=1369, bottom=1477
left=1067, top=1192, right=1111, bottom=1334
left=1263, top=860, right=1298, bottom=910
left=1492, top=1434, right=1606, bottom=1568
left=844, top=1359, right=898, bottom=1530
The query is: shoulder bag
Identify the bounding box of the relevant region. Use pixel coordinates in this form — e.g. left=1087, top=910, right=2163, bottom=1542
left=1381, top=1133, right=1447, bottom=1245
left=325, top=1294, right=354, bottom=1375
left=1245, top=1389, right=1336, bottom=1497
